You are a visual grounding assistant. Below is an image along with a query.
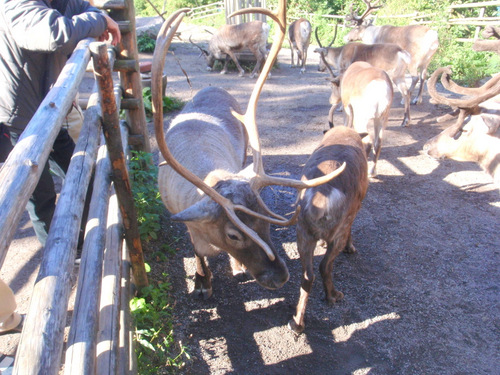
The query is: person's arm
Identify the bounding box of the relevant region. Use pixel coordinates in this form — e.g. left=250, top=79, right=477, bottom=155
left=3, top=0, right=108, bottom=53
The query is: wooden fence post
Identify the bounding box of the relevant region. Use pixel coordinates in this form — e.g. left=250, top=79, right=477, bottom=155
left=90, top=42, right=149, bottom=290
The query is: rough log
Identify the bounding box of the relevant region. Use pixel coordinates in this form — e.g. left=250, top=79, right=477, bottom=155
left=90, top=42, right=148, bottom=289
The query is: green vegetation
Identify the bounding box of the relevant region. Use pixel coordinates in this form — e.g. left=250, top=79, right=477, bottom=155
left=129, top=151, right=190, bottom=373
left=137, top=33, right=157, bottom=53
left=129, top=151, right=164, bottom=242
left=130, top=272, right=190, bottom=374
left=142, top=87, right=185, bottom=119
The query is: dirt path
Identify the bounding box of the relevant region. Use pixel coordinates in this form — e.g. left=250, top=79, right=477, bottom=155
left=2, top=22, right=499, bottom=374
left=151, top=24, right=500, bottom=374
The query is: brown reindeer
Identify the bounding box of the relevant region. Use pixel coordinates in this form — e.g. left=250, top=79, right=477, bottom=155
left=288, top=18, right=312, bottom=73
left=153, top=2, right=345, bottom=299
left=190, top=20, right=270, bottom=78
left=344, top=0, right=439, bottom=105
left=289, top=125, right=369, bottom=334
left=315, top=27, right=411, bottom=127
left=327, top=61, right=393, bottom=177
left=424, top=67, right=500, bottom=187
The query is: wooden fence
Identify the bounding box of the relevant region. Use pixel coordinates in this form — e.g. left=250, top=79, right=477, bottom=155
left=0, top=0, right=150, bottom=373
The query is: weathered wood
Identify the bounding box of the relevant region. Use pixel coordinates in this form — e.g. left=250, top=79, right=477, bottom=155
left=109, top=0, right=150, bottom=152
left=0, top=38, right=91, bottom=268
left=64, top=127, right=111, bottom=375
left=119, top=244, right=134, bottom=374
left=13, top=40, right=100, bottom=375
left=90, top=42, right=148, bottom=289
left=96, top=188, right=123, bottom=375
left=114, top=59, right=139, bottom=73
left=120, top=98, right=141, bottom=110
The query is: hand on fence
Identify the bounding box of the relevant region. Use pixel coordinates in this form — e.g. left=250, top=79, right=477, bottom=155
left=99, top=14, right=121, bottom=46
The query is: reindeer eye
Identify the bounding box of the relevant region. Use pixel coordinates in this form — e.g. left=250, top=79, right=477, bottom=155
left=226, top=229, right=243, bottom=242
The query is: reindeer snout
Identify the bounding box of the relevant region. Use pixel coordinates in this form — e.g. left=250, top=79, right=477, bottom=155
left=253, top=260, right=289, bottom=290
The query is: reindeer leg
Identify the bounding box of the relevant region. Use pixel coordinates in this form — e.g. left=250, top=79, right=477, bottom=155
left=395, top=78, right=411, bottom=127
left=320, top=239, right=345, bottom=305
left=220, top=55, right=230, bottom=75
left=250, top=48, right=267, bottom=79
left=194, top=254, right=213, bottom=299
left=369, top=118, right=385, bottom=177
left=300, top=47, right=307, bottom=74
left=226, top=51, right=245, bottom=77
left=408, top=75, right=419, bottom=103
left=290, top=44, right=295, bottom=68
left=289, top=229, right=316, bottom=334
left=413, top=68, right=428, bottom=105
left=229, top=255, right=251, bottom=281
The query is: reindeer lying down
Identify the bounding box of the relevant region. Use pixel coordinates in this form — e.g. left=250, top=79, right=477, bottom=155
left=424, top=67, right=500, bottom=188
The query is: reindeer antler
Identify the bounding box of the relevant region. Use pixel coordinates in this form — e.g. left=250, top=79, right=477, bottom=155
left=315, top=23, right=338, bottom=49
left=229, top=0, right=345, bottom=210
left=346, top=0, right=382, bottom=26
left=153, top=1, right=345, bottom=261
left=428, top=66, right=500, bottom=138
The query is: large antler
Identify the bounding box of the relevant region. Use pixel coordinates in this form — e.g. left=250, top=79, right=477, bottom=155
left=315, top=23, right=337, bottom=49
left=229, top=0, right=345, bottom=210
left=428, top=66, right=500, bottom=137
left=346, top=0, right=382, bottom=26
left=153, top=2, right=344, bottom=260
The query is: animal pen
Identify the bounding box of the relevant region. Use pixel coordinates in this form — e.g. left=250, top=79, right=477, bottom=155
left=0, top=0, right=152, bottom=373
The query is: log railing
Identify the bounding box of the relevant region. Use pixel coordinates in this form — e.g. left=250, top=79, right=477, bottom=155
left=0, top=16, right=149, bottom=375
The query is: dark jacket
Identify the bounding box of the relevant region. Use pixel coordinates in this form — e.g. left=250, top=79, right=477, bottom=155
left=0, top=0, right=107, bottom=132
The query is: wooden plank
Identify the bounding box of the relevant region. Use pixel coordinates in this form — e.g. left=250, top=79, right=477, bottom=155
left=90, top=42, right=148, bottom=289
left=95, top=186, right=123, bottom=375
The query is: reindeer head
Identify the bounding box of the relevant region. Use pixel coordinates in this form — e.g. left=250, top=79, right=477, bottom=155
left=424, top=67, right=500, bottom=161
left=189, top=35, right=216, bottom=71
left=344, top=0, right=381, bottom=42
left=314, top=25, right=338, bottom=72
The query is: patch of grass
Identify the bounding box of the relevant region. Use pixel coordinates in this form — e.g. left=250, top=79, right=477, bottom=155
left=137, top=34, right=157, bottom=53
left=142, top=87, right=185, bottom=120
left=129, top=151, right=164, bottom=242
left=131, top=271, right=190, bottom=374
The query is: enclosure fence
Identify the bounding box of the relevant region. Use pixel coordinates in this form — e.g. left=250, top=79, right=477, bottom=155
left=0, top=0, right=151, bottom=373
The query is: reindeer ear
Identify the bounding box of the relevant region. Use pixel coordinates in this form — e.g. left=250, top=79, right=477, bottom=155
left=170, top=197, right=219, bottom=223
left=481, top=113, right=500, bottom=134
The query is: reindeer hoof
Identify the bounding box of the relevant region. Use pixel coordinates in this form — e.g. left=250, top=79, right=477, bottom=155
left=343, top=243, right=357, bottom=254
left=193, top=286, right=213, bottom=300
left=288, top=318, right=304, bottom=334
left=326, top=290, right=344, bottom=305
left=220, top=70, right=227, bottom=75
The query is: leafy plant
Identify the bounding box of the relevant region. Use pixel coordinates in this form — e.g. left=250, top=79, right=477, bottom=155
left=138, top=34, right=157, bottom=53
left=129, top=151, right=164, bottom=242
left=131, top=272, right=190, bottom=374
left=142, top=87, right=185, bottom=119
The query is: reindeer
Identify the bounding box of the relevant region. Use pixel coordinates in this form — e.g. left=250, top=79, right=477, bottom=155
left=289, top=125, right=369, bottom=334
left=423, top=67, right=500, bottom=187
left=325, top=59, right=393, bottom=177
left=315, top=26, right=411, bottom=127
left=344, top=0, right=439, bottom=105
left=190, top=20, right=270, bottom=78
left=288, top=18, right=312, bottom=73
left=153, top=2, right=345, bottom=299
